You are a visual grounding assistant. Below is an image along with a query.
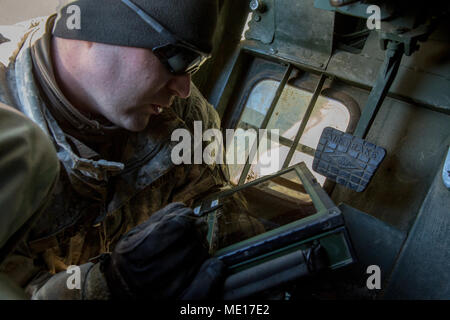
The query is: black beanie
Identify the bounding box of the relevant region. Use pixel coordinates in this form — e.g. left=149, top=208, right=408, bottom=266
left=52, top=0, right=219, bottom=54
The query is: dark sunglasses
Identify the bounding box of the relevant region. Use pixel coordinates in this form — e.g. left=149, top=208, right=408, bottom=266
left=121, top=0, right=210, bottom=75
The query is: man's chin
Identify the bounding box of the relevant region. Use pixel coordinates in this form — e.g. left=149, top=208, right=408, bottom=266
left=120, top=116, right=151, bottom=132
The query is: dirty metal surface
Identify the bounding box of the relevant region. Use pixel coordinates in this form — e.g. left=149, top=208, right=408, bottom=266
left=326, top=24, right=450, bottom=113
left=384, top=155, right=450, bottom=299
left=331, top=96, right=450, bottom=232
left=245, top=0, right=334, bottom=69
left=272, top=0, right=334, bottom=69
left=313, top=127, right=386, bottom=192
left=314, top=0, right=395, bottom=20
left=245, top=0, right=275, bottom=44
left=339, top=203, right=406, bottom=289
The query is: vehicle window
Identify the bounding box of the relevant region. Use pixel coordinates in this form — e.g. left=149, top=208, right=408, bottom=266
left=227, top=79, right=350, bottom=185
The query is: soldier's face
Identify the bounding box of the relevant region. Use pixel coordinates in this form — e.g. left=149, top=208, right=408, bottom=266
left=84, top=43, right=191, bottom=132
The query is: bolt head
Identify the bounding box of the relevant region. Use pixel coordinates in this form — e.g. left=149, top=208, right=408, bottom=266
left=250, top=0, right=266, bottom=13
left=250, top=0, right=259, bottom=11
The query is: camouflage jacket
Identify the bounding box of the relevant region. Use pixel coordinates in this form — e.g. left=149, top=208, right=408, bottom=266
left=0, top=16, right=263, bottom=299
left=0, top=102, right=59, bottom=299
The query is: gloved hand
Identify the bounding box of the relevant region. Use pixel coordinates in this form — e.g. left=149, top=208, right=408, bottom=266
left=102, top=202, right=226, bottom=300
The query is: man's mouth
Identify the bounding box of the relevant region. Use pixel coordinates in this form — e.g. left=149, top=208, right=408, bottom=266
left=150, top=104, right=164, bottom=115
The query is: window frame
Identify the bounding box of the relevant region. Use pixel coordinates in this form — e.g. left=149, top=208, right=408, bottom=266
left=221, top=53, right=361, bottom=188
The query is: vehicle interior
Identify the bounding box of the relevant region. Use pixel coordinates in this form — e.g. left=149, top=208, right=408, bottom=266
left=190, top=0, right=450, bottom=300
left=1, top=0, right=449, bottom=300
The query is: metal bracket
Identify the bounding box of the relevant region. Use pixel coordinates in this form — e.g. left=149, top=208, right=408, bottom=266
left=246, top=0, right=276, bottom=44
left=379, top=21, right=437, bottom=56
left=353, top=41, right=404, bottom=139
left=354, top=18, right=437, bottom=138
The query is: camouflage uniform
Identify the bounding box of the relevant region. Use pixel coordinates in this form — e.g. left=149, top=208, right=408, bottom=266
left=0, top=15, right=263, bottom=299
left=0, top=102, right=60, bottom=299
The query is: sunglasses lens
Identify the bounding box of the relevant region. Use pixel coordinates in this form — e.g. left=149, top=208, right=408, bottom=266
left=155, top=45, right=208, bottom=75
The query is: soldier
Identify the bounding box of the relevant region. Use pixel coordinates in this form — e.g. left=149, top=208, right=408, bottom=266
left=0, top=0, right=264, bottom=299
left=0, top=103, right=59, bottom=299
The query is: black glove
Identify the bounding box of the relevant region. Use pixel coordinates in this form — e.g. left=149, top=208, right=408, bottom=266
left=102, top=202, right=225, bottom=300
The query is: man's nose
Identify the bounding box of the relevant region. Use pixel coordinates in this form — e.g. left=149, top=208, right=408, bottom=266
left=168, top=73, right=191, bottom=99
